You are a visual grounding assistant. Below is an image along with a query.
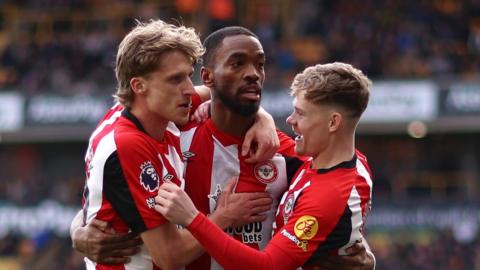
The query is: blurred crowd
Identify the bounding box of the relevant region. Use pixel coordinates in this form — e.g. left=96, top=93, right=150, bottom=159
left=1, top=0, right=480, bottom=269
left=371, top=229, right=480, bottom=270
left=0, top=143, right=85, bottom=206
left=0, top=0, right=480, bottom=95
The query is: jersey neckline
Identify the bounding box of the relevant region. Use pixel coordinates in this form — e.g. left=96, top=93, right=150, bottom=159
left=314, top=154, right=357, bottom=174
left=205, top=119, right=244, bottom=146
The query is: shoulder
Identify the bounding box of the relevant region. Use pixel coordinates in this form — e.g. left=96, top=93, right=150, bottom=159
left=114, top=122, right=152, bottom=156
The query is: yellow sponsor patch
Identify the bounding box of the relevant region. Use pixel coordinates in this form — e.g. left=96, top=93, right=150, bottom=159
left=294, top=215, right=318, bottom=240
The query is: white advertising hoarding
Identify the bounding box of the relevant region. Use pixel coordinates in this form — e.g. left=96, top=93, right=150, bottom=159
left=0, top=92, right=24, bottom=132
left=362, top=81, right=438, bottom=123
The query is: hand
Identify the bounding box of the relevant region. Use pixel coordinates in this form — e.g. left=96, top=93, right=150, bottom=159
left=312, top=240, right=375, bottom=270
left=72, top=219, right=143, bottom=264
left=154, top=182, right=199, bottom=227
left=213, top=178, right=273, bottom=228
left=190, top=100, right=211, bottom=123
left=242, top=107, right=279, bottom=163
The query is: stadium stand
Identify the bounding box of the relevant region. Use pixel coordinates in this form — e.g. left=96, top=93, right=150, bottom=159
left=0, top=0, right=479, bottom=269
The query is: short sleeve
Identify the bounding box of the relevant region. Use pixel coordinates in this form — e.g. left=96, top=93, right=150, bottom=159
left=105, top=133, right=169, bottom=233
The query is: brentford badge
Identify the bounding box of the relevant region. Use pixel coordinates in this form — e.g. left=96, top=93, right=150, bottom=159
left=254, top=161, right=278, bottom=184
left=283, top=193, right=295, bottom=223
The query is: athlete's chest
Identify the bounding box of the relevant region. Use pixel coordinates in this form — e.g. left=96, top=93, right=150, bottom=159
left=275, top=168, right=317, bottom=230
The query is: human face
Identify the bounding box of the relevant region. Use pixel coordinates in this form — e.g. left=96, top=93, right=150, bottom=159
left=286, top=92, right=333, bottom=159
left=142, top=50, right=195, bottom=125
left=211, top=35, right=265, bottom=116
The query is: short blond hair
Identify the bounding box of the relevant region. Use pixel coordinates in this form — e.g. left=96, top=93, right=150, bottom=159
left=114, top=19, right=204, bottom=108
left=290, top=62, right=371, bottom=117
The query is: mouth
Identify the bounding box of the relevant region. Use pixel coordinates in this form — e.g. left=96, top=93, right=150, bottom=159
left=239, top=85, right=261, bottom=101
left=179, top=100, right=192, bottom=109
left=293, top=131, right=303, bottom=142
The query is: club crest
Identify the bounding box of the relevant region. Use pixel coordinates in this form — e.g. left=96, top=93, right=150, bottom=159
left=254, top=161, right=278, bottom=184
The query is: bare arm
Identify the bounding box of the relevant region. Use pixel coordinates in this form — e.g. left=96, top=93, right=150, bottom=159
left=70, top=210, right=142, bottom=264
left=194, top=85, right=211, bottom=102
left=242, top=107, right=279, bottom=163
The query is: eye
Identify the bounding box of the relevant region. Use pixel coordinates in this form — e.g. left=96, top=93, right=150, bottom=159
left=258, top=62, right=265, bottom=69
left=169, top=74, right=185, bottom=84
left=231, top=61, right=244, bottom=68
left=294, top=108, right=304, bottom=116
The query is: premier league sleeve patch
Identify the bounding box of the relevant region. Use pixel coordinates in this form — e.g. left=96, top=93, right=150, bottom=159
left=139, top=161, right=160, bottom=192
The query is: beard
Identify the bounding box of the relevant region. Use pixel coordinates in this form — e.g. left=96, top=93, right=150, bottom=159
left=216, top=90, right=260, bottom=117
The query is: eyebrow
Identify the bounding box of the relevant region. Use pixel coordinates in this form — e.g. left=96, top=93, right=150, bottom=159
left=227, top=52, right=265, bottom=61
left=165, top=68, right=194, bottom=80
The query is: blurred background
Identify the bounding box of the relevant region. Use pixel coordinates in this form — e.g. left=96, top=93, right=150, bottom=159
left=0, top=0, right=479, bottom=269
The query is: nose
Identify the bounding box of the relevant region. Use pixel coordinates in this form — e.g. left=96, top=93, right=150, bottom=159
left=286, top=113, right=295, bottom=126
left=244, top=64, right=260, bottom=82
left=183, top=77, right=195, bottom=96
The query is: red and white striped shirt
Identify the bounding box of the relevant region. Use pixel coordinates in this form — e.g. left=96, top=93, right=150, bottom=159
left=179, top=118, right=298, bottom=270
left=185, top=151, right=373, bottom=270
left=82, top=105, right=184, bottom=270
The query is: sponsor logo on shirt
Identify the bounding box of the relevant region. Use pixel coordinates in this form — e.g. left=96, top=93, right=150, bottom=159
left=139, top=161, right=160, bottom=192
left=294, top=215, right=318, bottom=240
left=182, top=151, right=196, bottom=160
left=254, top=161, right=278, bottom=184
left=146, top=197, right=156, bottom=209
left=227, top=222, right=263, bottom=244
left=283, top=193, right=295, bottom=223
left=280, top=229, right=308, bottom=251
left=163, top=174, right=174, bottom=182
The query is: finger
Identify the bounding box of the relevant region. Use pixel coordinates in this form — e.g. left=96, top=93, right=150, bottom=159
left=106, top=234, right=143, bottom=247
left=345, top=241, right=364, bottom=255
left=322, top=254, right=359, bottom=267
left=96, top=256, right=132, bottom=265
left=314, top=259, right=338, bottom=270
left=102, top=245, right=141, bottom=257
left=98, top=233, right=138, bottom=246
left=249, top=203, right=273, bottom=214
left=248, top=196, right=274, bottom=206
left=154, top=194, right=170, bottom=207
left=248, top=144, right=268, bottom=163
left=154, top=204, right=166, bottom=215
left=90, top=219, right=110, bottom=232
left=238, top=192, right=272, bottom=201
left=223, top=177, right=238, bottom=195
left=248, top=214, right=267, bottom=223
left=160, top=182, right=178, bottom=192
left=199, top=106, right=209, bottom=120
left=241, top=131, right=255, bottom=157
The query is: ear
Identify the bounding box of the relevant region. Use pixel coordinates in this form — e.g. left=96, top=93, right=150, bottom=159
left=130, top=77, right=146, bottom=94
left=328, top=112, right=343, bottom=132
left=201, top=67, right=214, bottom=88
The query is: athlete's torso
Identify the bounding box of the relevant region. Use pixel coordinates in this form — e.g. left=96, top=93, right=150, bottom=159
left=180, top=119, right=295, bottom=270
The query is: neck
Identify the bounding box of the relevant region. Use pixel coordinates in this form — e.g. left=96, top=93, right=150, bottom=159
left=311, top=133, right=356, bottom=170
left=210, top=100, right=256, bottom=137
left=130, top=105, right=168, bottom=141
